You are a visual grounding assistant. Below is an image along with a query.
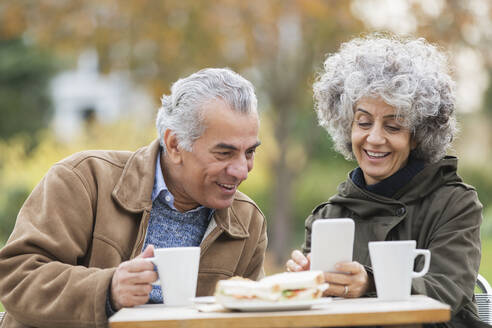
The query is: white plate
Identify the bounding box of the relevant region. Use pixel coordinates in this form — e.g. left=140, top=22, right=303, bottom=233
left=219, top=297, right=332, bottom=312
left=191, top=296, right=216, bottom=304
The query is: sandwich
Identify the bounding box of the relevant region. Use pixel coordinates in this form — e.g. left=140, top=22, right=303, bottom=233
left=214, top=270, right=329, bottom=303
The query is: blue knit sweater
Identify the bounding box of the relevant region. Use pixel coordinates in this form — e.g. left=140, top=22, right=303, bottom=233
left=143, top=191, right=211, bottom=303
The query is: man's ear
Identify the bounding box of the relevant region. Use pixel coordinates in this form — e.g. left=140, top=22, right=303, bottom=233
left=163, top=129, right=182, bottom=164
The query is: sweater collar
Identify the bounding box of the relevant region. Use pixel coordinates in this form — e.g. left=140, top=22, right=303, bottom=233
left=350, top=153, right=425, bottom=198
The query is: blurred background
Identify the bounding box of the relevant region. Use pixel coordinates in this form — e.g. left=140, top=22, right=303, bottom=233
left=1, top=0, right=491, bottom=302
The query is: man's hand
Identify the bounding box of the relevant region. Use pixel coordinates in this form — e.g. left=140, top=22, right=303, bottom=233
left=110, top=245, right=158, bottom=310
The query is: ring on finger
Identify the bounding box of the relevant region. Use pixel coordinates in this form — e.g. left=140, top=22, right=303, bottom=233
left=343, top=285, right=349, bottom=296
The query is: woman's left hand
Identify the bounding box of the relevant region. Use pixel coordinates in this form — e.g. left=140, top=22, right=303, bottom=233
left=322, top=261, right=370, bottom=298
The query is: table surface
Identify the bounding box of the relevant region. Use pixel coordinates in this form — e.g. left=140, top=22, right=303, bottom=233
left=109, top=295, right=450, bottom=328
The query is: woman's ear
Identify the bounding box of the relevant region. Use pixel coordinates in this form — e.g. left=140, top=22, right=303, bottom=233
left=163, top=129, right=182, bottom=164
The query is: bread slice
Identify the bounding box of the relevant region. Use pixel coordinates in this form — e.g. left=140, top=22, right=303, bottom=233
left=261, top=270, right=325, bottom=291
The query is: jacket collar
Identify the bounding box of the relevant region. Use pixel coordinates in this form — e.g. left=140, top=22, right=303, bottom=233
left=112, top=139, right=160, bottom=213
left=112, top=139, right=249, bottom=238
left=394, top=156, right=460, bottom=200
left=330, top=156, right=461, bottom=218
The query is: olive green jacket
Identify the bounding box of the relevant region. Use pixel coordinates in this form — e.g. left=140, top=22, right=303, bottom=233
left=303, top=156, right=484, bottom=328
left=0, top=139, right=267, bottom=328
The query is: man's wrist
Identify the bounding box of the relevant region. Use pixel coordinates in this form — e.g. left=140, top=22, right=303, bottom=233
left=105, top=287, right=117, bottom=318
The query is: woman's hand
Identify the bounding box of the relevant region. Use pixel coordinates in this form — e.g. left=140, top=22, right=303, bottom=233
left=322, top=261, right=370, bottom=298
left=286, top=251, right=370, bottom=298
left=285, top=250, right=310, bottom=272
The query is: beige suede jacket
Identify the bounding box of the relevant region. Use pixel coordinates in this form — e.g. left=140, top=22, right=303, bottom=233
left=0, top=139, right=267, bottom=328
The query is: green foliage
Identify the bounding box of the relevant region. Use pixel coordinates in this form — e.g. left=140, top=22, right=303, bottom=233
left=0, top=38, right=57, bottom=141
left=459, top=166, right=492, bottom=238
left=291, top=158, right=355, bottom=244
left=480, top=207, right=492, bottom=239
left=483, top=70, right=492, bottom=117
left=479, top=236, right=492, bottom=287
left=0, top=122, right=155, bottom=243
left=0, top=0, right=491, bottom=276
left=0, top=186, right=30, bottom=241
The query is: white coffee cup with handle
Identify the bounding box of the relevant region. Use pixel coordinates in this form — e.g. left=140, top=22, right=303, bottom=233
left=369, top=240, right=430, bottom=301
left=145, top=247, right=200, bottom=306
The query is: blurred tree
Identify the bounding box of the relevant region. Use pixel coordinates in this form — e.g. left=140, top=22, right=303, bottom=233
left=0, top=186, right=30, bottom=241
left=408, top=0, right=492, bottom=67
left=0, top=0, right=364, bottom=264
left=0, top=121, right=155, bottom=243
left=484, top=70, right=492, bottom=116
left=0, top=38, right=57, bottom=141
left=232, top=1, right=363, bottom=263
left=0, top=0, right=490, bottom=265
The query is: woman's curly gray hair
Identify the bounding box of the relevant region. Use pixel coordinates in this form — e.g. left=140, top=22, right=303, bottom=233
left=313, top=34, right=457, bottom=163
left=156, top=68, right=257, bottom=152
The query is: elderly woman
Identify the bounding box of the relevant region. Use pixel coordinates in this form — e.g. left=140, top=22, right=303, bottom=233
left=286, top=35, right=484, bottom=327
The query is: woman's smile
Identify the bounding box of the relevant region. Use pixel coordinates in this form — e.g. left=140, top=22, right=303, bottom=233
left=364, top=150, right=390, bottom=158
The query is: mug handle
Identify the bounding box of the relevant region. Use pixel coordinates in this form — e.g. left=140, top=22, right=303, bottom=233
left=412, top=249, right=431, bottom=278
left=143, top=257, right=160, bottom=285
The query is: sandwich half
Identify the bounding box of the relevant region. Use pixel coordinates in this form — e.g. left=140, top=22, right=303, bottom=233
left=215, top=270, right=329, bottom=303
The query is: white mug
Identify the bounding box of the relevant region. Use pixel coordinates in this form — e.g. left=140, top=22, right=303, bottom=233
left=368, top=240, right=430, bottom=301
left=145, top=247, right=200, bottom=306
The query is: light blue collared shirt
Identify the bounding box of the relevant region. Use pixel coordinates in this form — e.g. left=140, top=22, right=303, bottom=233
left=151, top=152, right=177, bottom=209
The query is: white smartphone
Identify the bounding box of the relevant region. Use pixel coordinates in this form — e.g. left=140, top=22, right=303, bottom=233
left=310, top=218, right=355, bottom=273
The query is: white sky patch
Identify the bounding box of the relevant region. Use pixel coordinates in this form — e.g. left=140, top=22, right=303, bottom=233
left=350, top=0, right=417, bottom=34
left=462, top=23, right=482, bottom=46
left=416, top=0, right=445, bottom=18
left=278, top=14, right=302, bottom=53
left=468, top=0, right=490, bottom=17
left=466, top=0, right=492, bottom=46
left=453, top=46, right=489, bottom=113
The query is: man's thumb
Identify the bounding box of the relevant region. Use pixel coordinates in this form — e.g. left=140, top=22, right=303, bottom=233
left=138, top=244, right=155, bottom=259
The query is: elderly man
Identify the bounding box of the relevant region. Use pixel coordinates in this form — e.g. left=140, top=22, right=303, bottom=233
left=0, top=68, right=267, bottom=327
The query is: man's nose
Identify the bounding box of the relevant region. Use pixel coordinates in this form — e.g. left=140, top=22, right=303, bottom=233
left=227, top=157, right=249, bottom=181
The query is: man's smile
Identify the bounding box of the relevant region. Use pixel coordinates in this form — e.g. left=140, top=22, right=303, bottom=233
left=216, top=182, right=238, bottom=191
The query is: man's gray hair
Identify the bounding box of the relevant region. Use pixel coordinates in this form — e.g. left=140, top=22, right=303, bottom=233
left=313, top=34, right=457, bottom=163
left=156, top=68, right=257, bottom=152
